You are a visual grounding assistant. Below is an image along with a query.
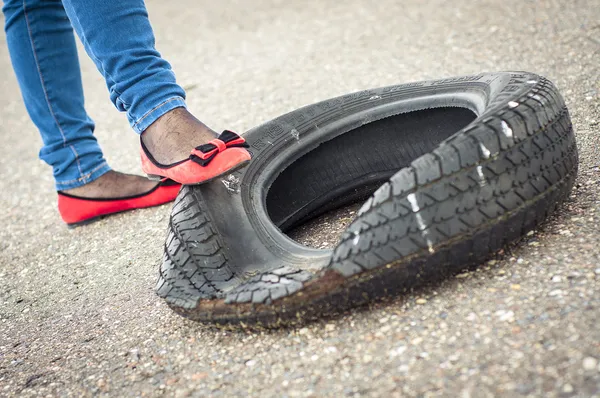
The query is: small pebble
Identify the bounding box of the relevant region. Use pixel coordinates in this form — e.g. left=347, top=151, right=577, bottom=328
left=495, top=310, right=515, bottom=322
left=412, top=337, right=423, bottom=345
left=389, top=346, right=407, bottom=357
left=416, top=298, right=427, bottom=305
left=582, top=357, right=598, bottom=371
left=562, top=384, right=574, bottom=393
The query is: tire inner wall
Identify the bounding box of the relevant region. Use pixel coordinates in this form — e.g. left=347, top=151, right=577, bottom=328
left=266, top=107, right=477, bottom=232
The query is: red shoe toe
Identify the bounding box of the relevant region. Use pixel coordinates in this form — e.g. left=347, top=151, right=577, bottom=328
left=210, top=147, right=252, bottom=176
left=58, top=179, right=181, bottom=226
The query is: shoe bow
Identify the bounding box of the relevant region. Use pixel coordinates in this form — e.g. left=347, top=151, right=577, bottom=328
left=189, top=130, right=249, bottom=166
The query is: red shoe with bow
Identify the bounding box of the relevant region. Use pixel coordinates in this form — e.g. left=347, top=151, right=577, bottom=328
left=58, top=179, right=181, bottom=227
left=140, top=130, right=251, bottom=185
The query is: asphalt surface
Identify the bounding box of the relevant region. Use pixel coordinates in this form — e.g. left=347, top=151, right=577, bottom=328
left=1, top=0, right=599, bottom=396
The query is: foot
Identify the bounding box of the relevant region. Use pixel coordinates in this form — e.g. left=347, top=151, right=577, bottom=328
left=141, top=107, right=218, bottom=165
left=62, top=170, right=158, bottom=199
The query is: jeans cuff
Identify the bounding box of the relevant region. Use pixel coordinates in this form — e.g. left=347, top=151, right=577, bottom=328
left=131, top=96, right=186, bottom=134
left=55, top=161, right=112, bottom=191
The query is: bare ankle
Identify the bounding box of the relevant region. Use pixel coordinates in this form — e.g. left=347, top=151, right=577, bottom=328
left=140, top=107, right=218, bottom=164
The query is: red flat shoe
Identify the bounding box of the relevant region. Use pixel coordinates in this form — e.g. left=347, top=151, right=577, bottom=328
left=57, top=179, right=181, bottom=227
left=140, top=130, right=251, bottom=185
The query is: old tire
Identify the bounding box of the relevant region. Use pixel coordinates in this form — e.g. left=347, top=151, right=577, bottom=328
left=155, top=72, right=577, bottom=327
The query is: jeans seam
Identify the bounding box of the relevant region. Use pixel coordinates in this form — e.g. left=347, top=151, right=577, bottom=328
left=132, top=96, right=183, bottom=130
left=55, top=161, right=109, bottom=186
left=23, top=0, right=85, bottom=179
left=68, top=144, right=85, bottom=180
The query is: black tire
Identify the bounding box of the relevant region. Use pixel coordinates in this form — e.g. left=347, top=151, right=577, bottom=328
left=155, top=72, right=578, bottom=327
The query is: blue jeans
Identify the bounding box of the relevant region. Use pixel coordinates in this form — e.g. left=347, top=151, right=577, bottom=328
left=3, top=0, right=187, bottom=190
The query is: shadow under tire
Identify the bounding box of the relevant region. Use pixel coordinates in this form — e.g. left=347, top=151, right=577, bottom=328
left=155, top=72, right=578, bottom=327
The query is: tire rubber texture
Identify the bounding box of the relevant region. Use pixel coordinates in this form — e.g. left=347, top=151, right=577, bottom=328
left=156, top=72, right=578, bottom=327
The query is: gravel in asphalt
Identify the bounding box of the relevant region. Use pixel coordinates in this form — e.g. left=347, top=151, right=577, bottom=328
left=0, top=0, right=599, bottom=396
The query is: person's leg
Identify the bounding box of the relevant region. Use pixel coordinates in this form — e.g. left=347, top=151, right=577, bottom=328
left=3, top=0, right=157, bottom=197
left=3, top=0, right=109, bottom=190
left=59, top=0, right=217, bottom=165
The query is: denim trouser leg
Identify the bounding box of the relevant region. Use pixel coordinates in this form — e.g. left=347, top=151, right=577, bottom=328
left=3, top=0, right=187, bottom=190
left=61, top=0, right=187, bottom=133
left=3, top=0, right=111, bottom=190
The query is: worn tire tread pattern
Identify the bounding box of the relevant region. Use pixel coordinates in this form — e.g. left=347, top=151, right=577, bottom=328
left=156, top=73, right=578, bottom=326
